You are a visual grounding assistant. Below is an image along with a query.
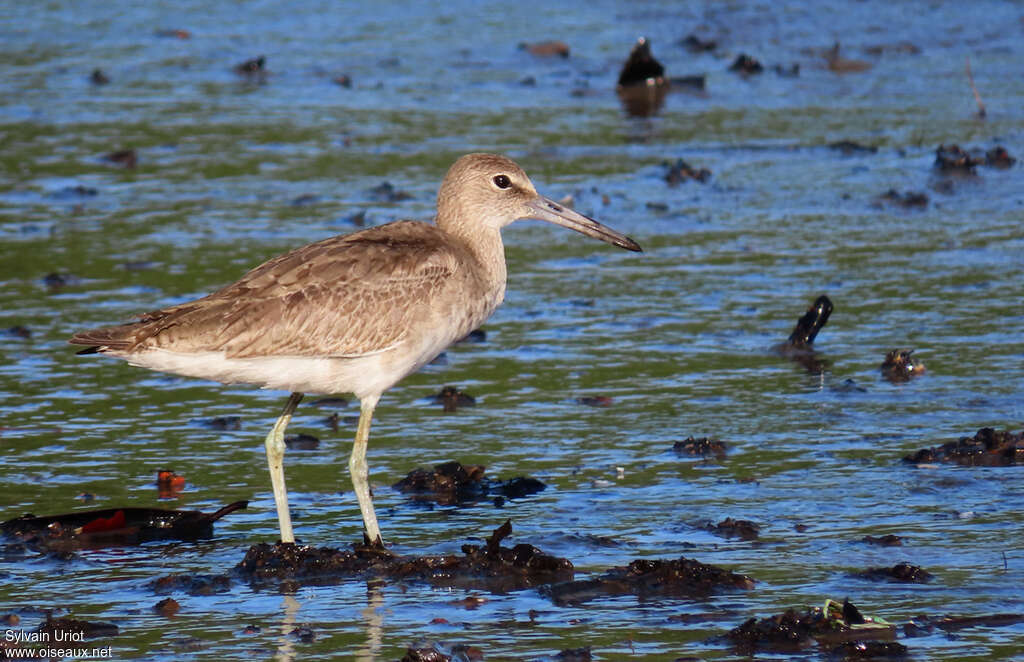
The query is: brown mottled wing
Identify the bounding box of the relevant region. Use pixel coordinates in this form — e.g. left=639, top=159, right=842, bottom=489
left=70, top=222, right=463, bottom=358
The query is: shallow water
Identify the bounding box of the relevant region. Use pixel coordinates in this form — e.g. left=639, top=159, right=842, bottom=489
left=2, top=0, right=1023, bottom=659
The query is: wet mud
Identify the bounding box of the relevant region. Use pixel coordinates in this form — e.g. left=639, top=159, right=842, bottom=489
left=854, top=562, right=934, bottom=584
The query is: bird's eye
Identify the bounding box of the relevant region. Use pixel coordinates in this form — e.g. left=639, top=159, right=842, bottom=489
left=493, top=174, right=511, bottom=189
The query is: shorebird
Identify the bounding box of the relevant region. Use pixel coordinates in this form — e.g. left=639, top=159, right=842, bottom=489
left=70, top=153, right=642, bottom=545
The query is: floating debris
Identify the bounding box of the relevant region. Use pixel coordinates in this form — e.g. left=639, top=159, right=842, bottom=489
left=881, top=350, right=925, bottom=382
left=855, top=562, right=933, bottom=583
left=154, top=28, right=191, bottom=39
left=89, top=68, right=110, bottom=85
left=1, top=501, right=248, bottom=548
left=519, top=40, right=570, bottom=58
left=664, top=158, right=711, bottom=185
left=393, top=460, right=545, bottom=505
left=874, top=189, right=928, bottom=209
left=576, top=395, right=613, bottom=408
left=544, top=556, right=754, bottom=605
left=903, top=427, right=1023, bottom=467
left=156, top=469, right=186, bottom=499
left=679, top=34, right=716, bottom=53
left=829, top=141, right=878, bottom=155
left=673, top=436, right=727, bottom=458
left=237, top=520, right=573, bottom=592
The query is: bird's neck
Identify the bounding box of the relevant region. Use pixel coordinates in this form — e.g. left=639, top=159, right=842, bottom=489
left=442, top=220, right=507, bottom=300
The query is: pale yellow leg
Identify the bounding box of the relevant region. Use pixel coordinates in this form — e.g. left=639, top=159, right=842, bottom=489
left=350, top=394, right=382, bottom=545
left=265, top=392, right=303, bottom=543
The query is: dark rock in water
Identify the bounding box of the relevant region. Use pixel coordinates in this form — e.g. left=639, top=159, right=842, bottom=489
left=903, top=427, right=1023, bottom=466
left=618, top=37, right=664, bottom=87
left=934, top=144, right=982, bottom=174
left=830, top=140, right=878, bottom=155
left=664, top=158, right=711, bottom=185
left=855, top=562, right=933, bottom=583
left=984, top=146, right=1016, bottom=169
left=706, top=517, right=760, bottom=541
left=393, top=460, right=545, bottom=505
left=728, top=54, right=763, bottom=75
left=285, top=433, right=320, bottom=450
left=36, top=615, right=118, bottom=639
left=519, top=40, right=570, bottom=58
left=151, top=573, right=232, bottom=596
left=543, top=556, right=754, bottom=605
left=862, top=534, right=903, bottom=546
left=196, top=415, right=242, bottom=430
left=104, top=148, right=137, bottom=168
left=431, top=385, right=476, bottom=412
left=43, top=272, right=77, bottom=290
left=673, top=436, right=727, bottom=458
left=236, top=520, right=573, bottom=592
left=680, top=34, right=717, bottom=53
left=3, top=325, right=31, bottom=339
left=554, top=647, right=592, bottom=661
left=881, top=349, right=925, bottom=383
left=874, top=189, right=928, bottom=209
left=726, top=599, right=894, bottom=653
left=1, top=501, right=248, bottom=549
left=369, top=180, right=413, bottom=202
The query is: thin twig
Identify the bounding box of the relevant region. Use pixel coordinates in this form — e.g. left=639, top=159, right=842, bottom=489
left=965, top=56, right=987, bottom=119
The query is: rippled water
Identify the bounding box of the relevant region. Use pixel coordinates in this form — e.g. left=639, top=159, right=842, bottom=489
left=2, top=1, right=1023, bottom=659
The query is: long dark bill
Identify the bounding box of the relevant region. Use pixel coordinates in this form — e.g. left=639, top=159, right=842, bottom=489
left=526, top=196, right=642, bottom=252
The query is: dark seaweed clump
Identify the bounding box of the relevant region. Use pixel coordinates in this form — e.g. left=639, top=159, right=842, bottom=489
left=903, top=427, right=1023, bottom=466
left=236, top=520, right=573, bottom=593
left=393, top=460, right=545, bottom=505
left=544, top=556, right=754, bottom=605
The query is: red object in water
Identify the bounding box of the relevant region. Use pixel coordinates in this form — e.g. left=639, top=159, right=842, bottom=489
left=79, top=509, right=127, bottom=534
